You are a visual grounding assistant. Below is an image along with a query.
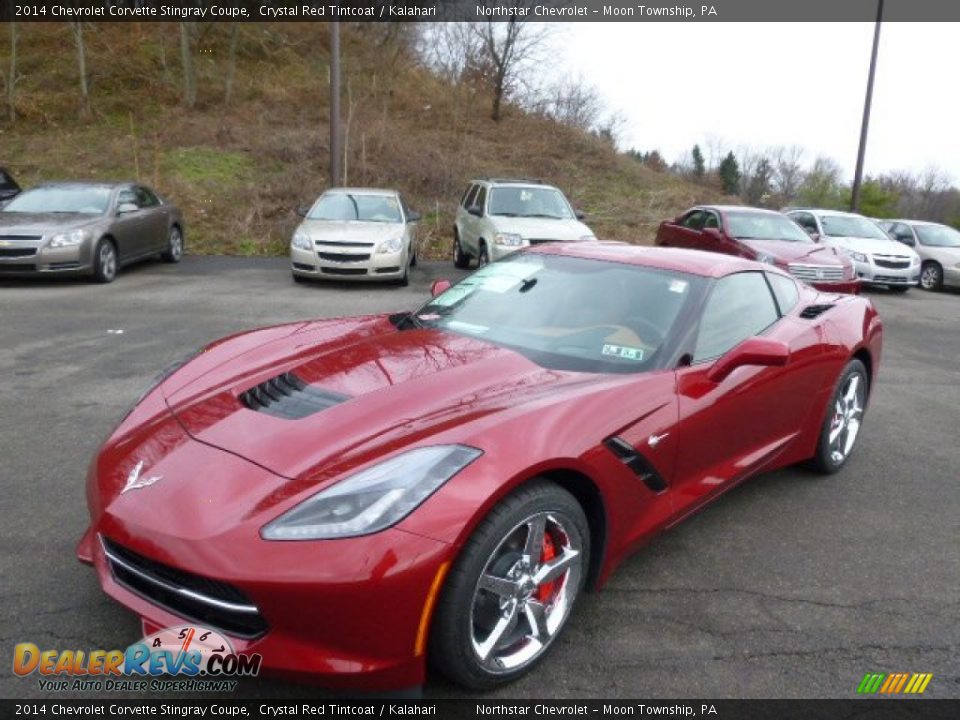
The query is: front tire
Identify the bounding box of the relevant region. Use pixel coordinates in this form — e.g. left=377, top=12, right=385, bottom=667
left=454, top=231, right=470, bottom=269
left=161, top=226, right=183, bottom=263
left=920, top=262, right=943, bottom=291
left=91, top=238, right=118, bottom=283
left=478, top=241, right=489, bottom=267
left=430, top=481, right=589, bottom=690
left=808, top=358, right=868, bottom=474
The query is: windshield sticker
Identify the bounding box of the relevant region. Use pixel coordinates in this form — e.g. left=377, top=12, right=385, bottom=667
left=602, top=344, right=645, bottom=361
left=669, top=279, right=689, bottom=294
left=447, top=320, right=489, bottom=335
left=429, top=285, right=473, bottom=307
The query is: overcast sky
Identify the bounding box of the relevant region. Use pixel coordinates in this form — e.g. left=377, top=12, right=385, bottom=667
left=553, top=23, right=957, bottom=181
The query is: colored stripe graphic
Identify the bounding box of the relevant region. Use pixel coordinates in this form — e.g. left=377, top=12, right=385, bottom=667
left=857, top=672, right=932, bottom=694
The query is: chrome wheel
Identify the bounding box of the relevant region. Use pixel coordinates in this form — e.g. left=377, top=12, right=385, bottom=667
left=169, top=227, right=183, bottom=261
left=469, top=511, right=582, bottom=674
left=827, top=372, right=865, bottom=465
left=920, top=264, right=941, bottom=291
left=99, top=242, right=117, bottom=281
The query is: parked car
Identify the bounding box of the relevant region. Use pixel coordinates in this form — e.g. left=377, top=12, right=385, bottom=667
left=785, top=208, right=920, bottom=292
left=877, top=219, right=960, bottom=291
left=0, top=167, right=21, bottom=207
left=0, top=181, right=183, bottom=283
left=656, top=205, right=859, bottom=293
left=291, top=187, right=421, bottom=286
left=78, top=243, right=881, bottom=691
left=453, top=178, right=594, bottom=268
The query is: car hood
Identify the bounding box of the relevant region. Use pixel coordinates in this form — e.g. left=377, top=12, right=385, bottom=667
left=296, top=219, right=402, bottom=244
left=0, top=212, right=104, bottom=234
left=822, top=235, right=916, bottom=257
left=160, top=315, right=618, bottom=482
left=490, top=216, right=594, bottom=241
left=740, top=239, right=846, bottom=265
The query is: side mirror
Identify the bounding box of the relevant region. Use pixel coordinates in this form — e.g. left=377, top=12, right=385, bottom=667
left=707, top=337, right=790, bottom=383
left=295, top=205, right=309, bottom=218
left=407, top=211, right=422, bottom=223
left=575, top=210, right=586, bottom=220
left=467, top=205, right=483, bottom=218
left=703, top=227, right=723, bottom=241
left=116, top=202, right=138, bottom=215
left=430, top=279, right=452, bottom=297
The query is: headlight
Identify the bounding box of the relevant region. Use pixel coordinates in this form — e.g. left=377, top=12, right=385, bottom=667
left=839, top=247, right=868, bottom=263
left=494, top=233, right=523, bottom=247
left=48, top=229, right=90, bottom=248
left=261, top=445, right=482, bottom=540
left=291, top=232, right=312, bottom=251
left=377, top=236, right=404, bottom=254
left=756, top=253, right=776, bottom=265
left=579, top=235, right=597, bottom=242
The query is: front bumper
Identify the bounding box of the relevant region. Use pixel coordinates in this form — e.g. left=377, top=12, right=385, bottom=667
left=0, top=240, right=92, bottom=276
left=809, top=278, right=861, bottom=295
left=291, top=244, right=407, bottom=282
left=852, top=258, right=920, bottom=286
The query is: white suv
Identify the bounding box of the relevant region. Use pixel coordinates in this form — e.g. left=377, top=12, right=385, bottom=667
left=453, top=178, right=595, bottom=268
left=785, top=208, right=921, bottom=292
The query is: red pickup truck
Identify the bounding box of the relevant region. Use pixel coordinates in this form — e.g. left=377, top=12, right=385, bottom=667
left=656, top=205, right=860, bottom=294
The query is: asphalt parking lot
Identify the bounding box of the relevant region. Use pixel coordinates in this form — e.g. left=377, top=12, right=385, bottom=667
left=1, top=256, right=958, bottom=699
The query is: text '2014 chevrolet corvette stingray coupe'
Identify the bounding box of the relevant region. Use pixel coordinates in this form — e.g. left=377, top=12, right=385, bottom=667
left=77, top=244, right=882, bottom=691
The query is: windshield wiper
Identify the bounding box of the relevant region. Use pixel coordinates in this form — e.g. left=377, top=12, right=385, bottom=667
left=526, top=213, right=565, bottom=219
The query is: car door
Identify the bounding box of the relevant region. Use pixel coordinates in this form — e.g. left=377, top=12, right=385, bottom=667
left=110, top=187, right=150, bottom=261
left=457, top=184, right=479, bottom=253
left=669, top=271, right=820, bottom=519
left=464, top=185, right=488, bottom=255
left=133, top=186, right=168, bottom=252
left=659, top=209, right=705, bottom=250
left=700, top=209, right=742, bottom=256
left=399, top=194, right=418, bottom=257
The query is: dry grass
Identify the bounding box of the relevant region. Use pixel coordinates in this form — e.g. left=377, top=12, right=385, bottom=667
left=1, top=22, right=722, bottom=258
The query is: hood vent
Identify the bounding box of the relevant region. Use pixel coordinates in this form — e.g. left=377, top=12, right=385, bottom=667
left=799, top=303, right=835, bottom=320
left=604, top=437, right=668, bottom=493
left=239, top=372, right=350, bottom=420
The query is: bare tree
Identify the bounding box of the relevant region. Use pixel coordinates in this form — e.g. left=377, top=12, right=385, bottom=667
left=224, top=22, right=240, bottom=104
left=538, top=75, right=603, bottom=131
left=179, top=22, right=197, bottom=108
left=772, top=145, right=804, bottom=202
left=70, top=23, right=92, bottom=118
left=798, top=156, right=845, bottom=208
left=704, top=133, right=728, bottom=172
left=470, top=9, right=550, bottom=122
left=417, top=23, right=482, bottom=82
left=5, top=22, right=18, bottom=122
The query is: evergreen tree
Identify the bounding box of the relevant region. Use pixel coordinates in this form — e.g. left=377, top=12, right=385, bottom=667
left=718, top=152, right=741, bottom=195
left=691, top=144, right=705, bottom=177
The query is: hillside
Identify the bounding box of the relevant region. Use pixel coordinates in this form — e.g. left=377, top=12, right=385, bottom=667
left=2, top=22, right=720, bottom=257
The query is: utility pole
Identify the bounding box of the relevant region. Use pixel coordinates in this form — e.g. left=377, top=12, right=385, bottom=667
left=329, top=21, right=342, bottom=187
left=851, top=0, right=883, bottom=212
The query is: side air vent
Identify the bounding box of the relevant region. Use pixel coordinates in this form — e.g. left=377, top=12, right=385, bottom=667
left=604, top=437, right=668, bottom=493
left=239, top=372, right=349, bottom=420
left=799, top=303, right=835, bottom=320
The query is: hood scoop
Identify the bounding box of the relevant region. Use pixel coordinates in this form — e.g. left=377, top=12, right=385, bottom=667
left=799, top=303, right=835, bottom=320
left=239, top=372, right=350, bottom=420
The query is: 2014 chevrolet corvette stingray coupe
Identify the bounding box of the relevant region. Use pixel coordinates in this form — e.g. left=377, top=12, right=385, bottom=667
left=77, top=244, right=882, bottom=691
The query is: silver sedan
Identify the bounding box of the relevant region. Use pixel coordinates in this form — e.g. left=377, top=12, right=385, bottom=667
left=290, top=188, right=421, bottom=286
left=0, top=182, right=184, bottom=283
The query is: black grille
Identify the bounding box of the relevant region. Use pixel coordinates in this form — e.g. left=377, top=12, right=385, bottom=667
left=292, top=262, right=315, bottom=271
left=318, top=252, right=370, bottom=262
left=874, top=275, right=913, bottom=284
left=321, top=267, right=367, bottom=276
left=315, top=241, right=374, bottom=248
left=0, top=247, right=37, bottom=258
left=528, top=238, right=559, bottom=245
left=799, top=304, right=835, bottom=319
left=239, top=372, right=350, bottom=419
left=0, top=263, right=35, bottom=272
left=874, top=259, right=910, bottom=269
left=375, top=266, right=401, bottom=274
left=0, top=234, right=42, bottom=242
left=102, top=537, right=267, bottom=639
left=46, top=261, right=81, bottom=270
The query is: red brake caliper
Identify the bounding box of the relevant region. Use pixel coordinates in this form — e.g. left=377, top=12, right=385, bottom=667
left=535, top=531, right=558, bottom=603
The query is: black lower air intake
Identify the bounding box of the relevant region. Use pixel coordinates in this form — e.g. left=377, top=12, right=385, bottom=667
left=239, top=372, right=349, bottom=420
left=604, top=437, right=669, bottom=493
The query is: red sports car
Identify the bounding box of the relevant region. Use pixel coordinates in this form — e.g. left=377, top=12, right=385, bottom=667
left=77, top=244, right=882, bottom=691
left=656, top=205, right=861, bottom=295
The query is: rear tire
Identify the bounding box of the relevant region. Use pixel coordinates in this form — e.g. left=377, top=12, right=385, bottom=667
left=920, top=262, right=943, bottom=291
left=478, top=242, right=489, bottom=267
left=430, top=481, right=589, bottom=690
left=454, top=231, right=470, bottom=269
left=161, top=225, right=183, bottom=263
left=807, top=358, right=868, bottom=474
left=91, top=238, right=118, bottom=284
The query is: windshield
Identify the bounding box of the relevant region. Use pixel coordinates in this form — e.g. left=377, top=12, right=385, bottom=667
left=415, top=253, right=702, bottom=373
left=2, top=186, right=111, bottom=215
left=820, top=215, right=890, bottom=241
left=488, top=187, right=575, bottom=219
left=915, top=224, right=960, bottom=248
left=726, top=212, right=812, bottom=243
left=308, top=193, right=402, bottom=223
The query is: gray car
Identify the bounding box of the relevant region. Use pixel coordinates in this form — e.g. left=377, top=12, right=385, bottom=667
left=879, top=219, right=960, bottom=291
left=0, top=182, right=184, bottom=283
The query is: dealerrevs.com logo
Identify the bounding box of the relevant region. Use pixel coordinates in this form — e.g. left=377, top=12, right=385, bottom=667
left=13, top=625, right=261, bottom=692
